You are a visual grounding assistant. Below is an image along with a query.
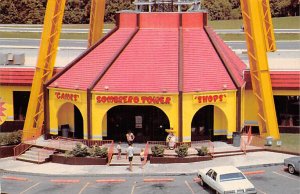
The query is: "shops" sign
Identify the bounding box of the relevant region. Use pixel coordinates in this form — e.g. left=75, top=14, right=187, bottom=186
left=193, top=94, right=226, bottom=104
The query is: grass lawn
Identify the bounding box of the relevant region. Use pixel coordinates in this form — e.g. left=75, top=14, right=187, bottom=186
left=252, top=133, right=300, bottom=154
left=0, top=32, right=88, bottom=40
left=208, top=16, right=300, bottom=29
left=219, top=33, right=300, bottom=41
left=0, top=17, right=298, bottom=40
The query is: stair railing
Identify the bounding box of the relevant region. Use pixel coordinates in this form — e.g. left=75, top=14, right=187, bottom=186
left=107, top=141, right=114, bottom=165
left=143, top=142, right=150, bottom=165
left=14, top=143, right=32, bottom=159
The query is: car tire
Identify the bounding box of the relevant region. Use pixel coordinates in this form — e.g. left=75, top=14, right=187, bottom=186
left=198, top=176, right=204, bottom=187
left=288, top=165, right=295, bottom=174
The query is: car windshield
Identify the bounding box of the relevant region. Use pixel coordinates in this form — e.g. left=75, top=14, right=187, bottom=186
left=220, top=172, right=246, bottom=182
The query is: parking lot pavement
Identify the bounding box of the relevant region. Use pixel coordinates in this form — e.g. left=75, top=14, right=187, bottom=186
left=241, top=165, right=300, bottom=194
left=1, top=165, right=299, bottom=194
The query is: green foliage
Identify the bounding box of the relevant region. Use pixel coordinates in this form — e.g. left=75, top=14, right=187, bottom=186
left=89, top=145, right=108, bottom=158
left=195, top=146, right=209, bottom=156
left=151, top=145, right=165, bottom=157
left=0, top=131, right=22, bottom=146
left=0, top=0, right=298, bottom=24
left=175, top=144, right=189, bottom=158
left=70, top=143, right=90, bottom=157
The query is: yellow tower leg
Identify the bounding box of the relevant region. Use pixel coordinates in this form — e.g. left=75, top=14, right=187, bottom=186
left=88, top=0, right=106, bottom=48
left=23, top=0, right=66, bottom=141
left=240, top=0, right=280, bottom=139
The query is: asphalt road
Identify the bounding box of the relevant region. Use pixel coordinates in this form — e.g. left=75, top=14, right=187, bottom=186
left=0, top=38, right=299, bottom=50
left=1, top=165, right=299, bottom=194
left=0, top=26, right=299, bottom=34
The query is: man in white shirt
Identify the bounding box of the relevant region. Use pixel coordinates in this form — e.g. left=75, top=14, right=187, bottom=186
left=127, top=143, right=134, bottom=171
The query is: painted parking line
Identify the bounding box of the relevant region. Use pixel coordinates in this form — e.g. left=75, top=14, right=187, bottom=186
left=143, top=178, right=174, bottom=182
left=256, top=187, right=267, bottom=194
left=193, top=177, right=200, bottom=183
left=20, top=182, right=40, bottom=194
left=243, top=170, right=265, bottom=175
left=50, top=179, right=80, bottom=183
left=2, top=176, right=28, bottom=181
left=185, top=180, right=195, bottom=194
left=272, top=171, right=300, bottom=182
left=95, top=179, right=126, bottom=183
left=131, top=181, right=137, bottom=194
left=78, top=182, right=90, bottom=194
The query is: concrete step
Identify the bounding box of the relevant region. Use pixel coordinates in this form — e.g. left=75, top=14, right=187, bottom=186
left=30, top=147, right=56, bottom=153
left=109, top=155, right=143, bottom=166
left=23, top=150, right=53, bottom=158
left=16, top=146, right=55, bottom=164
left=16, top=154, right=49, bottom=163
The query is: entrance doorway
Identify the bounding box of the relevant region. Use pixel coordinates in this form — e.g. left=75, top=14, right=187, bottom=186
left=106, top=105, right=169, bottom=142
left=57, top=103, right=83, bottom=139
left=191, top=105, right=214, bottom=141
left=13, top=91, right=30, bottom=120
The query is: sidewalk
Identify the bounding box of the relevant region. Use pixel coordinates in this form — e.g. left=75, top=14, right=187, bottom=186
left=0, top=151, right=294, bottom=176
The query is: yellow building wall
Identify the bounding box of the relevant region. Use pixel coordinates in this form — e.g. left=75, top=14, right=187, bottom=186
left=214, top=107, right=227, bottom=135
left=182, top=90, right=237, bottom=141
left=244, top=90, right=259, bottom=126
left=244, top=89, right=300, bottom=127
left=57, top=103, right=75, bottom=132
left=91, top=93, right=179, bottom=140
left=48, top=88, right=88, bottom=138
left=0, top=85, right=31, bottom=123
left=273, top=90, right=300, bottom=96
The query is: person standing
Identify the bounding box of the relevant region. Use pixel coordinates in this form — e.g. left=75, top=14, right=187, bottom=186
left=127, top=143, right=134, bottom=171
left=126, top=130, right=135, bottom=144
left=140, top=148, right=145, bottom=169
left=116, top=141, right=122, bottom=160
left=166, top=132, right=176, bottom=150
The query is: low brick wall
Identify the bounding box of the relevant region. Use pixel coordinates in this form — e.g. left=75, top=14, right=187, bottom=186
left=150, top=155, right=212, bottom=164
left=0, top=145, right=15, bottom=158
left=51, top=154, right=107, bottom=165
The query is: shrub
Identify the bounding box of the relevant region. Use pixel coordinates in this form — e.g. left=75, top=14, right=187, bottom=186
left=151, top=145, right=165, bottom=157
left=0, top=130, right=22, bottom=146
left=175, top=144, right=189, bottom=158
left=89, top=145, right=108, bottom=158
left=70, top=143, right=90, bottom=157
left=195, top=146, right=209, bottom=156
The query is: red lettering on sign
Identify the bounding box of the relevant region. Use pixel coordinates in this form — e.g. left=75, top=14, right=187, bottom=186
left=195, top=94, right=226, bottom=104
left=95, top=95, right=172, bottom=104
left=55, top=92, right=80, bottom=102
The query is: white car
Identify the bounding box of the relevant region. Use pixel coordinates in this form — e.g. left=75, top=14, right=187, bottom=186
left=197, top=166, right=257, bottom=194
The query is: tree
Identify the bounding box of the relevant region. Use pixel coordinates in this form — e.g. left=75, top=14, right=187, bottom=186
left=270, top=0, right=291, bottom=17
left=202, top=0, right=232, bottom=20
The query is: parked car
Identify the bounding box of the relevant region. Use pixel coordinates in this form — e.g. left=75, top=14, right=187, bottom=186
left=284, top=156, right=300, bottom=175
left=197, top=166, right=257, bottom=194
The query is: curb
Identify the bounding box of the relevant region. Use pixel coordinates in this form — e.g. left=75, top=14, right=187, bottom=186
left=0, top=163, right=284, bottom=177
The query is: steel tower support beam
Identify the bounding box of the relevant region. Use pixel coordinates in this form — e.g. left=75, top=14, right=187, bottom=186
left=240, top=0, right=280, bottom=139
left=23, top=0, right=66, bottom=140
left=88, top=0, right=106, bottom=48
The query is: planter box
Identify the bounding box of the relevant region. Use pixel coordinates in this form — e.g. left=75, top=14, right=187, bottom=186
left=150, top=155, right=212, bottom=164
left=51, top=154, right=107, bottom=165
left=0, top=145, right=16, bottom=158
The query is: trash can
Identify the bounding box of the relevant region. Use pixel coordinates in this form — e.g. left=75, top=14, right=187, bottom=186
left=265, top=136, right=273, bottom=146
left=233, top=132, right=241, bottom=147
left=61, top=124, right=69, bottom=137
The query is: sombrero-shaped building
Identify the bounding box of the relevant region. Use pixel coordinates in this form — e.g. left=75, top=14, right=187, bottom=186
left=45, top=11, right=253, bottom=142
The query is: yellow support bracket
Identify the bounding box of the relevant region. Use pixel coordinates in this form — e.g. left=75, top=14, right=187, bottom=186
left=240, top=0, right=280, bottom=139
left=259, top=0, right=277, bottom=52
left=23, top=0, right=67, bottom=141
left=88, top=0, right=106, bottom=48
